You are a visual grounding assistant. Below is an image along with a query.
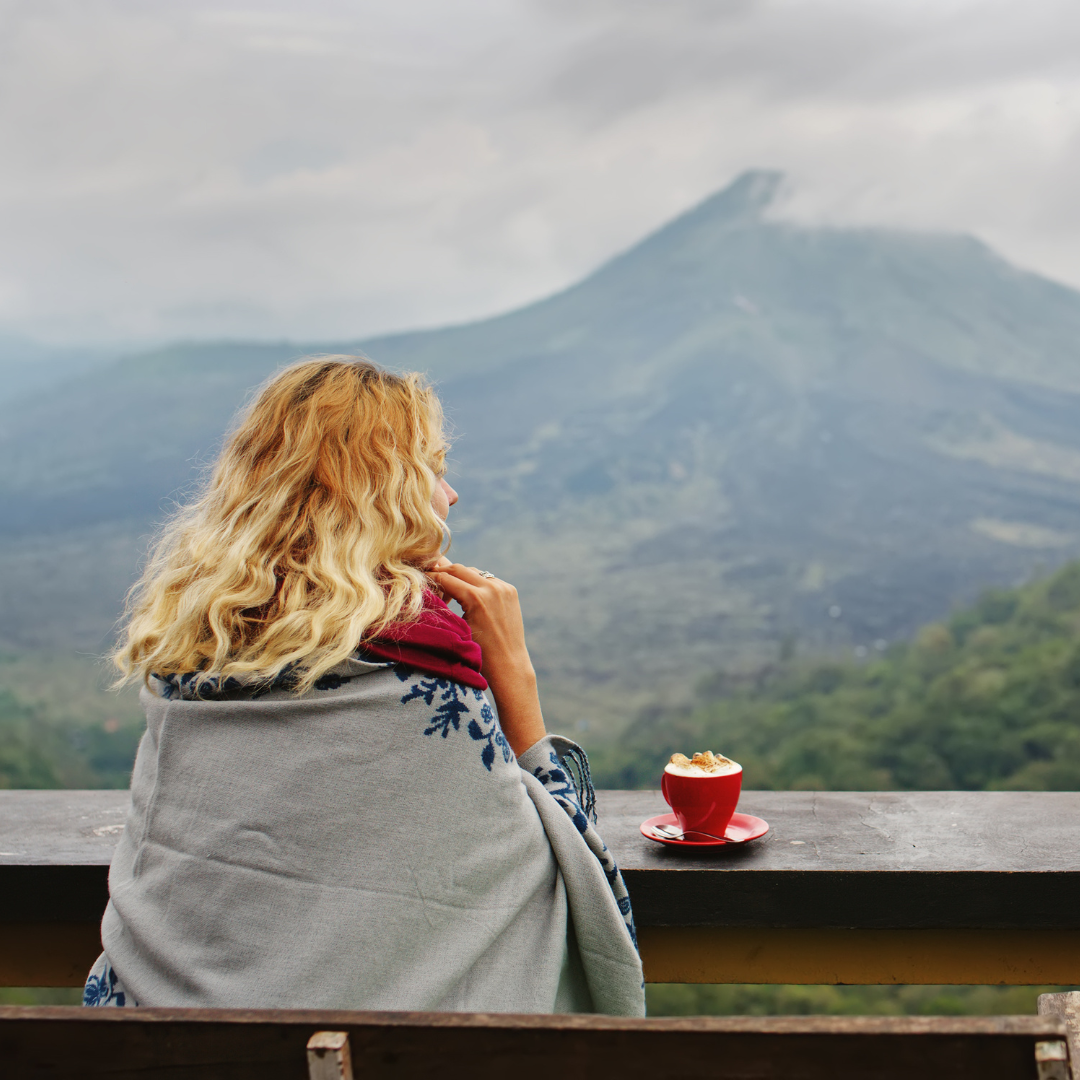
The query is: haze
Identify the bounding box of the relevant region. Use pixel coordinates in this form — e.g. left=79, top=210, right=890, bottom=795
left=2, top=0, right=1079, bottom=345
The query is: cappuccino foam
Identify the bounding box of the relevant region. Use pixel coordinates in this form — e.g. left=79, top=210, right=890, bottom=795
left=665, top=751, right=740, bottom=777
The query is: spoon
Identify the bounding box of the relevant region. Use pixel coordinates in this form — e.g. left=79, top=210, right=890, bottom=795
left=654, top=822, right=731, bottom=843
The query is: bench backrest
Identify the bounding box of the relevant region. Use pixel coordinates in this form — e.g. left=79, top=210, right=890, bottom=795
left=0, top=1007, right=1070, bottom=1080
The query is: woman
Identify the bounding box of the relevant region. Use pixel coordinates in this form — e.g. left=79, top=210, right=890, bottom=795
left=84, top=357, right=644, bottom=1015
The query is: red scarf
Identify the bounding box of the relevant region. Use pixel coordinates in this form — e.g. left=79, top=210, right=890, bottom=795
left=361, top=590, right=488, bottom=691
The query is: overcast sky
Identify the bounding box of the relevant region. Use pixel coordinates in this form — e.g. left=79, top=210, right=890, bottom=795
left=2, top=0, right=1080, bottom=346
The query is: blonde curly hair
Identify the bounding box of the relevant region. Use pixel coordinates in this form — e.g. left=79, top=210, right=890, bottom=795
left=113, top=356, right=448, bottom=694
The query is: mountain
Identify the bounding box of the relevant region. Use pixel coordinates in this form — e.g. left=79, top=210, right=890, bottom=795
left=5, top=170, right=1080, bottom=736
left=0, top=335, right=116, bottom=405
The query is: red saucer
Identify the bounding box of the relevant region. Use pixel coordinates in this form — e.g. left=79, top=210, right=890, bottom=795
left=640, top=811, right=769, bottom=848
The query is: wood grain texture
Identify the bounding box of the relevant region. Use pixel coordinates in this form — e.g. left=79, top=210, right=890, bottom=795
left=603, top=790, right=1080, bottom=929
left=0, top=790, right=127, bottom=865
left=307, top=1031, right=353, bottom=1080
left=1039, top=992, right=1080, bottom=1076
left=597, top=789, right=1080, bottom=873
left=0, top=1008, right=1069, bottom=1080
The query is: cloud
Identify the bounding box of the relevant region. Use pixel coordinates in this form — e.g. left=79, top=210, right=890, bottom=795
left=1, top=0, right=1080, bottom=344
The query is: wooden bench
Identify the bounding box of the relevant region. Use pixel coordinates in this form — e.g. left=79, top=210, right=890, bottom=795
left=5, top=788, right=1080, bottom=987
left=0, top=1007, right=1072, bottom=1080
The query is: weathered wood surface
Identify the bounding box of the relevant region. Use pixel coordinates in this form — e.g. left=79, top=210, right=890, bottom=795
left=4, top=789, right=1080, bottom=927
left=0, top=790, right=127, bottom=864
left=606, top=789, right=1080, bottom=928
left=1040, top=991, right=1080, bottom=1075
left=0, top=1007, right=1068, bottom=1080
left=306, top=1030, right=353, bottom=1080
left=0, top=790, right=123, bottom=922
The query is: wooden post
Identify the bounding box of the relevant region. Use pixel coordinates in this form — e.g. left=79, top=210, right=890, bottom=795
left=1035, top=1041, right=1071, bottom=1080
left=306, top=1030, right=353, bottom=1080
left=1038, top=994, right=1080, bottom=1078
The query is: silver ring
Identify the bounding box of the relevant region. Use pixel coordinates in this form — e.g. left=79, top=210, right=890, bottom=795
left=478, top=570, right=495, bottom=579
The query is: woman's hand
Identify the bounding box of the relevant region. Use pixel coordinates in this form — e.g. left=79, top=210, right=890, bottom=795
left=429, top=559, right=546, bottom=757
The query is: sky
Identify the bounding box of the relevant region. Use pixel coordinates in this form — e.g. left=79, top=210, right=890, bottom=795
left=2, top=0, right=1080, bottom=346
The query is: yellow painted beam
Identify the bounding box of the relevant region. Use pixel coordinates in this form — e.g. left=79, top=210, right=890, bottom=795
left=639, top=927, right=1080, bottom=985
left=6, top=923, right=1080, bottom=988
left=0, top=923, right=101, bottom=987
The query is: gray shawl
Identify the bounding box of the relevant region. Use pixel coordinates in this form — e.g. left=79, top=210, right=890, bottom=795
left=96, top=655, right=644, bottom=1015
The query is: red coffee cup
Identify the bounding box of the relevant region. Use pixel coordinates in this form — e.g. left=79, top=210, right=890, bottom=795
left=661, top=762, right=743, bottom=837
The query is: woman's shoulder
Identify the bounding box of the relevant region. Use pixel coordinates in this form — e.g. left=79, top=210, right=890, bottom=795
left=145, top=658, right=514, bottom=776
left=147, top=654, right=399, bottom=702
left=389, top=665, right=514, bottom=774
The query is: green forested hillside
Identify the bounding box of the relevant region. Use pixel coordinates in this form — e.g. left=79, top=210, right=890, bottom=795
left=592, top=560, right=1080, bottom=792
left=0, top=652, right=143, bottom=789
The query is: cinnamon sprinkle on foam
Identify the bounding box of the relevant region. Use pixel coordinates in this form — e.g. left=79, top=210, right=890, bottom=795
left=668, top=751, right=736, bottom=775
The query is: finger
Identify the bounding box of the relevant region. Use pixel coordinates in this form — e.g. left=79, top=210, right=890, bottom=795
left=434, top=562, right=495, bottom=586
left=429, top=569, right=482, bottom=606
left=422, top=556, right=453, bottom=575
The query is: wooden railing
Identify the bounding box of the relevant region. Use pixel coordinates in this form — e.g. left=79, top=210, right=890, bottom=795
left=3, top=788, right=1080, bottom=987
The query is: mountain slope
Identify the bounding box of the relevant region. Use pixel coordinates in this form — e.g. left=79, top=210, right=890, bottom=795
left=5, top=171, right=1080, bottom=735
left=591, top=560, right=1080, bottom=792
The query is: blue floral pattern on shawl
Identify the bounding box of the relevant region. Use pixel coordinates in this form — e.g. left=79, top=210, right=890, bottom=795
left=532, top=746, right=638, bottom=949
left=400, top=670, right=512, bottom=771
left=84, top=954, right=132, bottom=1007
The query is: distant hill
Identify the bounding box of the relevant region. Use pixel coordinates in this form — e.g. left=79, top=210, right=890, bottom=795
left=0, top=335, right=115, bottom=405
left=5, top=170, right=1080, bottom=735
left=591, top=559, right=1080, bottom=793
